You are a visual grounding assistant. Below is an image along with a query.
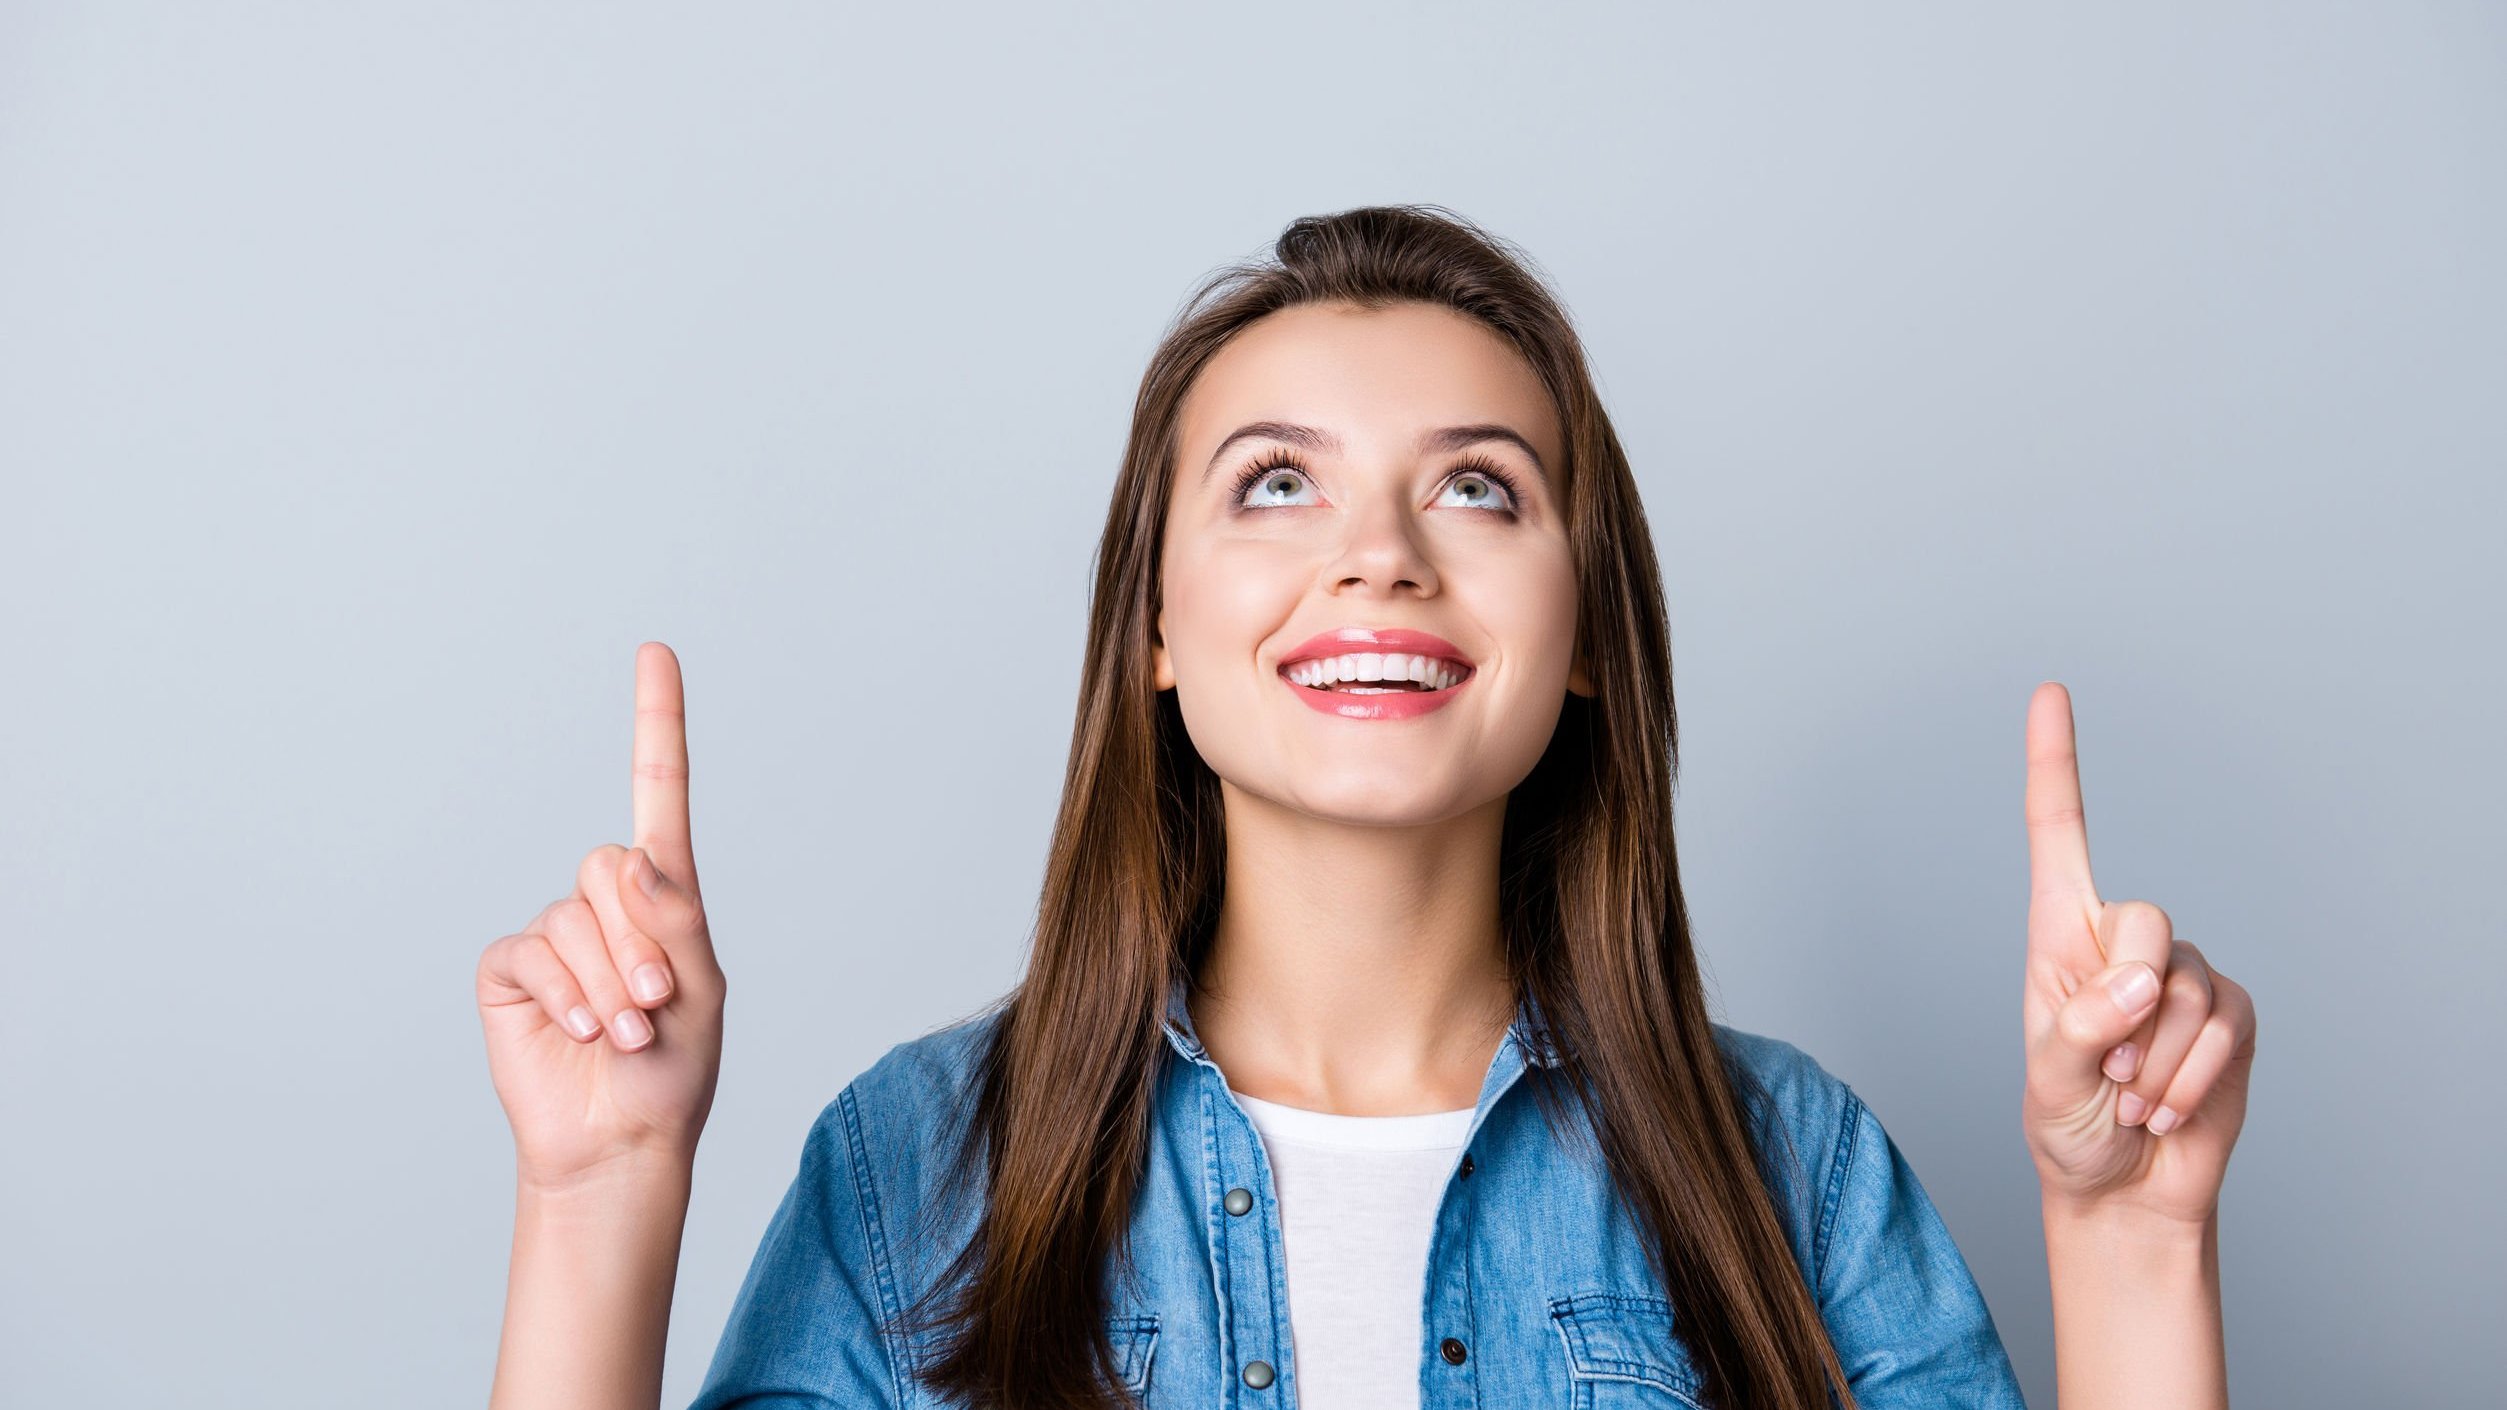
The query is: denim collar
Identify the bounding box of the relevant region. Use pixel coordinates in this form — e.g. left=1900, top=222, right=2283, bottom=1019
left=1159, top=971, right=1562, bottom=1070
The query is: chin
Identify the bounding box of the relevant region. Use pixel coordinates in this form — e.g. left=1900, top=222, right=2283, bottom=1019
left=1286, top=776, right=1487, bottom=828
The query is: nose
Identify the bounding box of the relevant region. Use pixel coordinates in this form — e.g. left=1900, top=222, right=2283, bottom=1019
left=1322, top=495, right=1438, bottom=597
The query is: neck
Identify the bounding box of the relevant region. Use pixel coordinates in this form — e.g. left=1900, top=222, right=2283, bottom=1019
left=1189, top=780, right=1517, bottom=1116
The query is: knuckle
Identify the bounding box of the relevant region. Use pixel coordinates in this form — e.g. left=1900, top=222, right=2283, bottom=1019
left=546, top=897, right=599, bottom=940
left=2161, top=1063, right=2212, bottom=1107
left=2205, top=1010, right=2245, bottom=1055
left=577, top=844, right=627, bottom=894
left=2218, top=981, right=2257, bottom=1051
left=543, top=914, right=622, bottom=995
left=538, top=924, right=626, bottom=996
left=510, top=932, right=567, bottom=989
left=479, top=933, right=529, bottom=991
left=2164, top=962, right=2213, bottom=1007
left=2113, top=898, right=2169, bottom=933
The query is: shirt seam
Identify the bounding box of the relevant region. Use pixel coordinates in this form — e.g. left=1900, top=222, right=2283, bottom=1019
left=1197, top=1079, right=1238, bottom=1410
left=838, top=1083, right=913, bottom=1409
left=1811, top=1085, right=1866, bottom=1302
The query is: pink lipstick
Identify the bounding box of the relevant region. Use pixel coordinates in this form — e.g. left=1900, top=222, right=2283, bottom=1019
left=1276, top=626, right=1477, bottom=721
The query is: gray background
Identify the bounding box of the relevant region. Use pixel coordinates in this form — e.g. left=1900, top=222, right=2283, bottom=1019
left=4, top=3, right=2499, bottom=1405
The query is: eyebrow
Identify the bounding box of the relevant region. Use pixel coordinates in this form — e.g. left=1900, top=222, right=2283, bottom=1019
left=1200, top=420, right=1550, bottom=486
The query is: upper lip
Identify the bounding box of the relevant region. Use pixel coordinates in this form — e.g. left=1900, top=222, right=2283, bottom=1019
left=1277, top=627, right=1475, bottom=671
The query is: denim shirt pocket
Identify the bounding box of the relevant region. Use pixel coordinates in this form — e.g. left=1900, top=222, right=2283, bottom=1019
left=1549, top=1291, right=1707, bottom=1409
left=1106, top=1313, right=1161, bottom=1399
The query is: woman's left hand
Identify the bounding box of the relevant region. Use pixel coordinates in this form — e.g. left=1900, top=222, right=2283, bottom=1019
left=2019, top=682, right=2259, bottom=1228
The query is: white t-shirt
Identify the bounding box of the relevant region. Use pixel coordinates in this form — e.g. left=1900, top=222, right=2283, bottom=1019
left=1227, top=1087, right=1477, bottom=1410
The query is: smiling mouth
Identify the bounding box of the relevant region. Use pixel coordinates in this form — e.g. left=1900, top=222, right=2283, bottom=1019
left=1278, top=656, right=1476, bottom=694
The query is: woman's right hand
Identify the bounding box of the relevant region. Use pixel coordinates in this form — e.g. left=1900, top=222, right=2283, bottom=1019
left=476, top=642, right=727, bottom=1191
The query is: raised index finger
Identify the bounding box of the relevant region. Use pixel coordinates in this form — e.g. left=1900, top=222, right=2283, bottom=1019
left=2023, top=680, right=2095, bottom=905
left=632, top=641, right=697, bottom=891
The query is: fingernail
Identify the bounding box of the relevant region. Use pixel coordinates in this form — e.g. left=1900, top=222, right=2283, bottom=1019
left=632, top=962, right=672, bottom=1003
left=613, top=1008, right=654, bottom=1048
left=2106, top=963, right=2159, bottom=1016
left=2116, top=1091, right=2148, bottom=1125
left=633, top=849, right=662, bottom=899
left=2147, top=1104, right=2180, bottom=1135
left=2102, top=1042, right=2140, bottom=1083
left=564, top=1005, right=599, bottom=1040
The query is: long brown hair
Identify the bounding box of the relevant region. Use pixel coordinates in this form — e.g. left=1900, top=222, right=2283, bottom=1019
left=891, top=204, right=1858, bottom=1410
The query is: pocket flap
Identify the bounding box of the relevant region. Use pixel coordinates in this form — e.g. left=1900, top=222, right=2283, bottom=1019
left=1106, top=1313, right=1160, bottom=1394
left=1549, top=1292, right=1705, bottom=1405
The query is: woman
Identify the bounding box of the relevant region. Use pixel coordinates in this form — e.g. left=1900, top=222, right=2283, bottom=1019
left=479, top=205, right=2256, bottom=1410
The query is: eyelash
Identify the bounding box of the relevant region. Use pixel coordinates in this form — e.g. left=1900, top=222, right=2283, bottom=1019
left=1226, top=448, right=1525, bottom=514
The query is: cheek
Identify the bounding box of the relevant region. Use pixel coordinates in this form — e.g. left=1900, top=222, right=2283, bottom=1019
left=1479, top=552, right=1582, bottom=669
left=1164, top=543, right=1299, bottom=665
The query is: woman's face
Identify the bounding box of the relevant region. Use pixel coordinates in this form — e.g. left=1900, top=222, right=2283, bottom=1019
left=1154, top=299, right=1593, bottom=828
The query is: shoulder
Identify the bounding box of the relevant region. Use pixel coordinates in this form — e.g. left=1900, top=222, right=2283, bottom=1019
left=1708, top=1021, right=1847, bottom=1102
left=844, top=1000, right=1007, bottom=1119
left=828, top=999, right=1008, bottom=1186
left=690, top=1005, right=1011, bottom=1408
left=1703, top=1021, right=1875, bottom=1287
left=1707, top=1019, right=1864, bottom=1157
left=814, top=1001, right=1010, bottom=1257
left=1705, top=1026, right=2026, bottom=1398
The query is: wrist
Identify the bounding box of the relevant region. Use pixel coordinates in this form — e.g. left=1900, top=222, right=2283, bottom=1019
left=497, top=1148, right=692, bottom=1410
left=2042, top=1188, right=2214, bottom=1237
left=2043, top=1191, right=2218, bottom=1274
left=519, top=1146, right=696, bottom=1211
left=2040, top=1194, right=2228, bottom=1409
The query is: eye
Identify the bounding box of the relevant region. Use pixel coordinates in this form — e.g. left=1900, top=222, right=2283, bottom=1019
left=1439, top=453, right=1524, bottom=514
left=1229, top=447, right=1319, bottom=508
left=1226, top=447, right=1528, bottom=516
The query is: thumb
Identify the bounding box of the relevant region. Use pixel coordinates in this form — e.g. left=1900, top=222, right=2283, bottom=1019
left=616, top=846, right=713, bottom=969
left=2039, top=960, right=2162, bottom=1109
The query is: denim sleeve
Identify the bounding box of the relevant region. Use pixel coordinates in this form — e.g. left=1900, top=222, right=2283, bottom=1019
left=1813, top=1087, right=2027, bottom=1408
left=685, top=1089, right=908, bottom=1409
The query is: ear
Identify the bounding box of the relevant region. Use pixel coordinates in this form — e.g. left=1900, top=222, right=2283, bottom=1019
left=1566, top=641, right=1596, bottom=698
left=1151, top=605, right=1176, bottom=691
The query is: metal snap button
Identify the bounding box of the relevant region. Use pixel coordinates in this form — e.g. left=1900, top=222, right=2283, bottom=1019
left=1458, top=1153, right=1475, bottom=1178
left=1243, top=1358, right=1275, bottom=1388
left=1224, top=1186, right=1253, bottom=1216
left=1440, top=1337, right=1468, bottom=1365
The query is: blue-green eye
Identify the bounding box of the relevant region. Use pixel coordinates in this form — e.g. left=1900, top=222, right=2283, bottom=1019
left=1230, top=450, right=1320, bottom=507
left=1438, top=454, right=1523, bottom=512
left=1226, top=447, right=1524, bottom=515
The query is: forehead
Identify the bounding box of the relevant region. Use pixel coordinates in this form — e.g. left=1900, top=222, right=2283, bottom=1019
left=1178, top=301, right=1560, bottom=465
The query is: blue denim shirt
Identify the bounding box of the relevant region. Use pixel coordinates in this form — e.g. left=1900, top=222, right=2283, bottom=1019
left=689, top=978, right=2025, bottom=1408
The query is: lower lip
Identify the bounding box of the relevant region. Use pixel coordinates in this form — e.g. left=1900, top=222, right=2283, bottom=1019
left=1278, top=666, right=1475, bottom=720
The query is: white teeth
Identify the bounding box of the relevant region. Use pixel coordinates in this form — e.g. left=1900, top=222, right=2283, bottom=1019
left=1285, top=652, right=1467, bottom=690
